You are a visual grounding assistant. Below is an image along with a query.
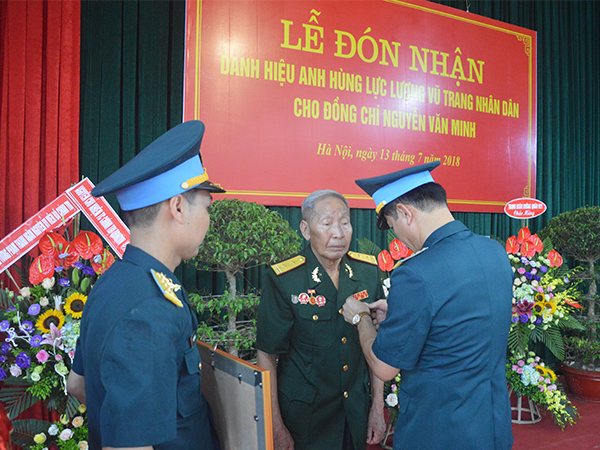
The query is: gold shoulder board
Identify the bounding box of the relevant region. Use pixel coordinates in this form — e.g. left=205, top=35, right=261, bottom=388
left=347, top=251, right=377, bottom=265
left=391, top=247, right=429, bottom=269
left=271, top=255, right=306, bottom=275
left=151, top=269, right=183, bottom=307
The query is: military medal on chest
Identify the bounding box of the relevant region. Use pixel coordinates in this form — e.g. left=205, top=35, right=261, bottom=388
left=292, top=289, right=327, bottom=307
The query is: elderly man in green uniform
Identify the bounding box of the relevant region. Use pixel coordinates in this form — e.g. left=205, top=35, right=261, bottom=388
left=256, top=190, right=386, bottom=450
left=67, top=121, right=223, bottom=450
left=342, top=162, right=514, bottom=449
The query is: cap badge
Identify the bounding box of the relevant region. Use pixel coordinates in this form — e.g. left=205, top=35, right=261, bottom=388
left=151, top=269, right=183, bottom=307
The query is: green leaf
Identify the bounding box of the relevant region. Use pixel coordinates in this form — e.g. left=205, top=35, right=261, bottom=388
left=10, top=419, right=53, bottom=448
left=0, top=383, right=40, bottom=419
left=356, top=237, right=382, bottom=257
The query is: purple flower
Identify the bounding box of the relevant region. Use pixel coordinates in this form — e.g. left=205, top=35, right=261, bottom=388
left=0, top=368, right=6, bottom=381
left=540, top=266, right=548, bottom=273
left=15, top=352, right=31, bottom=369
left=564, top=277, right=570, bottom=284
left=58, top=252, right=71, bottom=259
left=28, top=304, right=41, bottom=315
left=0, top=321, right=10, bottom=332
left=72, top=262, right=84, bottom=270
left=58, top=278, right=70, bottom=287
left=535, top=317, right=543, bottom=324
left=512, top=316, right=519, bottom=323
left=30, top=335, right=43, bottom=347
left=0, top=355, right=6, bottom=363
left=1, top=343, right=10, bottom=355
left=82, top=266, right=96, bottom=276
left=7, top=306, right=15, bottom=313
left=524, top=272, right=533, bottom=279
left=533, top=275, right=541, bottom=282
left=520, top=257, right=529, bottom=264
left=54, top=266, right=64, bottom=272
left=20, top=321, right=34, bottom=333
left=520, top=314, right=529, bottom=323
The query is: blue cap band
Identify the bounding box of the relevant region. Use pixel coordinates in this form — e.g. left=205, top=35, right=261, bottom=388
left=372, top=171, right=434, bottom=213
left=116, top=156, right=205, bottom=211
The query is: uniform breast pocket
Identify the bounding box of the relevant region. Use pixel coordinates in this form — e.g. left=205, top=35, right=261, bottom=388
left=177, top=346, right=204, bottom=418
left=295, top=307, right=332, bottom=349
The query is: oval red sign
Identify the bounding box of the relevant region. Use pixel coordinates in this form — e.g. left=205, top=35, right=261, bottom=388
left=504, top=198, right=547, bottom=219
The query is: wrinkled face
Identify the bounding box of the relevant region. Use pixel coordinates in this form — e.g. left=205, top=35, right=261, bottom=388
left=183, top=190, right=212, bottom=259
left=302, top=197, right=352, bottom=263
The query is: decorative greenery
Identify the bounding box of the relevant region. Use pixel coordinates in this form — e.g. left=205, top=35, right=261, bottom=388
left=506, top=352, right=578, bottom=429
left=505, top=227, right=584, bottom=360
left=188, top=199, right=301, bottom=356
left=539, top=206, right=600, bottom=368
left=0, top=227, right=114, bottom=447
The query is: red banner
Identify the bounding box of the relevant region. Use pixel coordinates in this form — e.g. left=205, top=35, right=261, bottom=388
left=0, top=179, right=130, bottom=274
left=184, top=0, right=537, bottom=212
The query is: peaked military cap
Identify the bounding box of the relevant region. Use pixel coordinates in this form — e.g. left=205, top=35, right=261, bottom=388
left=92, top=121, right=225, bottom=210
left=355, top=161, right=440, bottom=230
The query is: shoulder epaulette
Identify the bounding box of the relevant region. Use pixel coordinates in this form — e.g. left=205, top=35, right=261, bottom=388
left=391, top=247, right=429, bottom=270
left=347, top=251, right=377, bottom=265
left=272, top=255, right=306, bottom=275
left=151, top=269, right=183, bottom=307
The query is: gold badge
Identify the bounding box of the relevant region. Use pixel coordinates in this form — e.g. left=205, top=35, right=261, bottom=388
left=151, top=269, right=183, bottom=307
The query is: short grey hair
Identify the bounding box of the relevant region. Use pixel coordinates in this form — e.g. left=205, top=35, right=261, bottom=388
left=301, top=190, right=350, bottom=223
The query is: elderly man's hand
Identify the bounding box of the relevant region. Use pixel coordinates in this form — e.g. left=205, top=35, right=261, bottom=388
left=367, top=299, right=388, bottom=330
left=342, top=297, right=370, bottom=325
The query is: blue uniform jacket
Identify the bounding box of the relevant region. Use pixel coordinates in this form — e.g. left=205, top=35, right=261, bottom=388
left=72, top=245, right=217, bottom=450
left=373, top=221, right=514, bottom=449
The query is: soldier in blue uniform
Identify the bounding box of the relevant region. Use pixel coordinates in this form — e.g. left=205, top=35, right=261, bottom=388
left=67, top=121, right=223, bottom=450
left=256, top=190, right=386, bottom=450
left=342, top=162, right=514, bottom=449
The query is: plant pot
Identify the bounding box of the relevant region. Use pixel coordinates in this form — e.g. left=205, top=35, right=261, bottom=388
left=560, top=363, right=600, bottom=403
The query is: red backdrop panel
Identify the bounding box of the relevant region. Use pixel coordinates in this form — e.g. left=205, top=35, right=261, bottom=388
left=184, top=0, right=537, bottom=212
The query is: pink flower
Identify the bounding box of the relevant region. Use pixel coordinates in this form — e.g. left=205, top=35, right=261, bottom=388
left=391, top=384, right=397, bottom=392
left=545, top=378, right=551, bottom=384
left=36, top=350, right=49, bottom=363
left=517, top=360, right=525, bottom=367
left=517, top=268, right=526, bottom=275
left=55, top=354, right=62, bottom=361
left=59, top=429, right=73, bottom=441
left=538, top=385, right=545, bottom=392
left=537, top=286, right=544, bottom=293
left=534, top=356, right=540, bottom=362
left=549, top=385, right=557, bottom=391
left=517, top=368, right=523, bottom=374
left=69, top=350, right=75, bottom=358
left=512, top=365, right=518, bottom=371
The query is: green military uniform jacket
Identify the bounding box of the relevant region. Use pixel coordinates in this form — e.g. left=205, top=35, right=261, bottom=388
left=256, top=246, right=384, bottom=450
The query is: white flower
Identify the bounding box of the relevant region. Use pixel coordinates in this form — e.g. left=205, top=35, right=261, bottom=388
left=10, top=365, right=22, bottom=377
left=42, top=277, right=56, bottom=290
left=30, top=372, right=41, bottom=382
left=529, top=261, right=537, bottom=268
left=59, top=428, right=73, bottom=441
left=19, top=287, right=31, bottom=298
left=78, top=441, right=89, bottom=450
left=531, top=280, right=538, bottom=287
left=48, top=424, right=59, bottom=435
left=520, top=276, right=527, bottom=282
left=72, top=416, right=84, bottom=428
left=34, top=433, right=47, bottom=444
left=39, top=297, right=50, bottom=307
left=514, top=279, right=522, bottom=286
left=54, top=295, right=63, bottom=311
left=385, top=393, right=398, bottom=407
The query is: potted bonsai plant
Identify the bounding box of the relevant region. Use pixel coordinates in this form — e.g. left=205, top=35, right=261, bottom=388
left=540, top=206, right=600, bottom=402
left=188, top=199, right=301, bottom=358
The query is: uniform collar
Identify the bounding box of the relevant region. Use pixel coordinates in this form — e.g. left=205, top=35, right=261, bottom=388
left=422, top=220, right=468, bottom=249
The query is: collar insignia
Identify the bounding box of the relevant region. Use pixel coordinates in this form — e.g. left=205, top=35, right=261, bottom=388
left=151, top=269, right=183, bottom=308
left=311, top=267, right=322, bottom=283
left=345, top=263, right=354, bottom=278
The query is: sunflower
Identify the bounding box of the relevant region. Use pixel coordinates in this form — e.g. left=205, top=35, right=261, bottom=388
left=64, top=293, right=87, bottom=319
left=534, top=292, right=545, bottom=302
left=35, top=309, right=65, bottom=333
left=533, top=301, right=545, bottom=315
left=544, top=300, right=557, bottom=314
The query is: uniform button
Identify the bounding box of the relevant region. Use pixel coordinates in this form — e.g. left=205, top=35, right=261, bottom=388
left=343, top=365, right=348, bottom=371
left=338, top=308, right=343, bottom=315
left=312, top=315, right=318, bottom=321
left=198, top=362, right=202, bottom=370
left=341, top=337, right=347, bottom=344
left=343, top=391, right=349, bottom=398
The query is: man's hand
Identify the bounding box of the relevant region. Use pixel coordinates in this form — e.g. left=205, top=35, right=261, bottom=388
left=273, top=419, right=295, bottom=450
left=366, top=401, right=386, bottom=445
left=342, top=297, right=370, bottom=325
left=367, top=299, right=388, bottom=330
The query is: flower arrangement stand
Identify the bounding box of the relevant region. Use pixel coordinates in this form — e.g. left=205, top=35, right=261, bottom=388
left=509, top=388, right=542, bottom=424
